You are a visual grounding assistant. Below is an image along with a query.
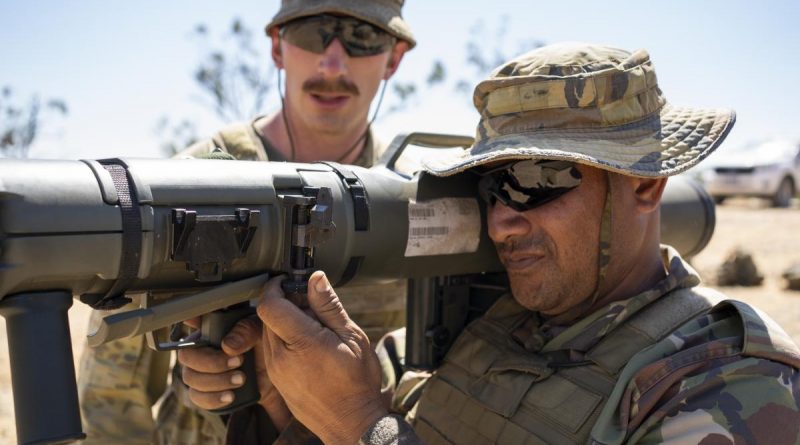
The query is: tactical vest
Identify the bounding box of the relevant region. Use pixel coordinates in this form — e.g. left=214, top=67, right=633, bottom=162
left=408, top=287, right=726, bottom=445
left=176, top=119, right=382, bottom=167
left=174, top=121, right=269, bottom=161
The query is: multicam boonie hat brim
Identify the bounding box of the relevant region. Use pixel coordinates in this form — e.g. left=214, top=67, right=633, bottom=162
left=266, top=0, right=416, bottom=49
left=423, top=43, right=735, bottom=178
left=425, top=104, right=736, bottom=177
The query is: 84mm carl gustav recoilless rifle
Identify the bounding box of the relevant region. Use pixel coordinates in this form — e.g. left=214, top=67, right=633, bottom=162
left=0, top=133, right=715, bottom=444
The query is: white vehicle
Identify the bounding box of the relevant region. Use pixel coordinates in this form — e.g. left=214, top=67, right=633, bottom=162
left=701, top=139, right=800, bottom=207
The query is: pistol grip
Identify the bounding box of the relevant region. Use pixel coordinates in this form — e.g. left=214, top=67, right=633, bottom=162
left=201, top=305, right=261, bottom=414
left=211, top=350, right=260, bottom=414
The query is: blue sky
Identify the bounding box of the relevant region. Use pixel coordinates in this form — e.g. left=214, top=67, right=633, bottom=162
left=1, top=0, right=799, bottom=160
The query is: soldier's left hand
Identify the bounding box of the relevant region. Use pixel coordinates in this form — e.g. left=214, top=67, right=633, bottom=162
left=257, top=271, right=387, bottom=445
left=177, top=316, right=291, bottom=430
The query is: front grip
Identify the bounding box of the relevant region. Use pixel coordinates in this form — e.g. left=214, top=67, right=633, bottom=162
left=0, top=291, right=86, bottom=445
left=201, top=304, right=261, bottom=414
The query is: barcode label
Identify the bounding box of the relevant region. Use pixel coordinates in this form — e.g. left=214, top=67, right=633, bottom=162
left=410, top=226, right=449, bottom=236
left=405, top=198, right=480, bottom=257
left=410, top=207, right=436, bottom=218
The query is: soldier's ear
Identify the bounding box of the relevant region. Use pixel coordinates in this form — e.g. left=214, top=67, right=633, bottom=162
left=383, top=40, right=409, bottom=80
left=630, top=176, right=667, bottom=213
left=270, top=28, right=284, bottom=68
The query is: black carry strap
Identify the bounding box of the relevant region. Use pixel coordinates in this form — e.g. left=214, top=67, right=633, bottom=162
left=317, top=162, right=369, bottom=231
left=79, top=161, right=141, bottom=309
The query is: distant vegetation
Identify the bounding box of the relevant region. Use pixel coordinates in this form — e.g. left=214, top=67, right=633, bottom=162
left=0, top=86, right=68, bottom=158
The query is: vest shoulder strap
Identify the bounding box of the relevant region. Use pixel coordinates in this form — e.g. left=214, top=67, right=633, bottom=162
left=587, top=286, right=725, bottom=374
left=715, top=299, right=800, bottom=367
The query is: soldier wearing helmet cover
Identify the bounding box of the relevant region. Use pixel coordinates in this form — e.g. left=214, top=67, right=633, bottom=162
left=78, top=1, right=415, bottom=443
left=198, top=42, right=800, bottom=443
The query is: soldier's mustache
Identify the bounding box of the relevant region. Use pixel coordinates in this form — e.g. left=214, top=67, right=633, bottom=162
left=495, top=236, right=544, bottom=257
left=303, top=78, right=360, bottom=96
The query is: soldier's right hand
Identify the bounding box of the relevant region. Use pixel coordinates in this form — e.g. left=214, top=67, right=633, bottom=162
left=177, top=316, right=291, bottom=430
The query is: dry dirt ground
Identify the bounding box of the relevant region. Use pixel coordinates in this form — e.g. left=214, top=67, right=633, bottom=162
left=0, top=198, right=798, bottom=443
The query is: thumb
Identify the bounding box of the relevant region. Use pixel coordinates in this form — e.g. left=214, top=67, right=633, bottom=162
left=307, top=271, right=350, bottom=334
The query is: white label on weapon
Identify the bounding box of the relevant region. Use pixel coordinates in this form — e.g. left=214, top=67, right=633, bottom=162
left=405, top=198, right=481, bottom=257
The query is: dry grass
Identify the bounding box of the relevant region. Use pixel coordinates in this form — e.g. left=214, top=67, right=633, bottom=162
left=1, top=198, right=798, bottom=442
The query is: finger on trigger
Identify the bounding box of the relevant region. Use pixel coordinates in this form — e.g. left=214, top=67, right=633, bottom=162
left=221, top=315, right=262, bottom=356
left=183, top=316, right=201, bottom=329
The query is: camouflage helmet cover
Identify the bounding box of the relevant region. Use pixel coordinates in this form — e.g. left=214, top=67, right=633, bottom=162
left=424, top=42, right=736, bottom=177
left=266, top=0, right=416, bottom=49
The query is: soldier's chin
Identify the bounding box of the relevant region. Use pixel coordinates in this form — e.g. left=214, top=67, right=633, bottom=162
left=508, top=279, right=549, bottom=312
left=309, top=114, right=354, bottom=134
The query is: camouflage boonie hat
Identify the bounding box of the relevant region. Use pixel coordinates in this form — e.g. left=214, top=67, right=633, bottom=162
left=266, top=0, right=416, bottom=49
left=424, top=43, right=735, bottom=177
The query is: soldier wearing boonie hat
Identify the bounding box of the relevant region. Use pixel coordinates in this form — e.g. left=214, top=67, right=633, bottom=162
left=422, top=41, right=739, bottom=321
left=243, top=42, right=800, bottom=445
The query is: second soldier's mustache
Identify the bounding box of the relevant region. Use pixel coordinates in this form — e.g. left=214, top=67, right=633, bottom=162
left=495, top=236, right=545, bottom=258
left=303, top=78, right=360, bottom=96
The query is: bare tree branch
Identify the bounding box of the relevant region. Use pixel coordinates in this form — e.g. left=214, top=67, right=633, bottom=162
left=0, top=87, right=68, bottom=158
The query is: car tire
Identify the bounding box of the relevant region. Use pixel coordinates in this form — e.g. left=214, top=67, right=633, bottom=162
left=772, top=177, right=795, bottom=208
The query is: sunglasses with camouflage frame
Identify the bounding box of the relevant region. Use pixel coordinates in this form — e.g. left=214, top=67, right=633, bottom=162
left=476, top=160, right=583, bottom=212
left=279, top=14, right=396, bottom=57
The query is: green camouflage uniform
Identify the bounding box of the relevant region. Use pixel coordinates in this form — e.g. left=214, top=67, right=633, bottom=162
left=359, top=247, right=800, bottom=444
left=78, top=118, right=407, bottom=444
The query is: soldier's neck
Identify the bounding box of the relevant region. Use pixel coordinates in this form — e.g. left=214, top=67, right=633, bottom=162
left=590, top=229, right=667, bottom=313
left=257, top=111, right=367, bottom=164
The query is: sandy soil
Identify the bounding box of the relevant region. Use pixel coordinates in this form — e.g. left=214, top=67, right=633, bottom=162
left=1, top=197, right=798, bottom=443
left=689, top=198, right=800, bottom=341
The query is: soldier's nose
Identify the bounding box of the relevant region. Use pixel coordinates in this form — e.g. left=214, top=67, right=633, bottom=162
left=487, top=202, right=531, bottom=243
left=318, top=39, right=348, bottom=78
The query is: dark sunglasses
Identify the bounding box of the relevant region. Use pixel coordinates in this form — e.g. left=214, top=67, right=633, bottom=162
left=279, top=14, right=396, bottom=57
left=476, top=160, right=583, bottom=212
